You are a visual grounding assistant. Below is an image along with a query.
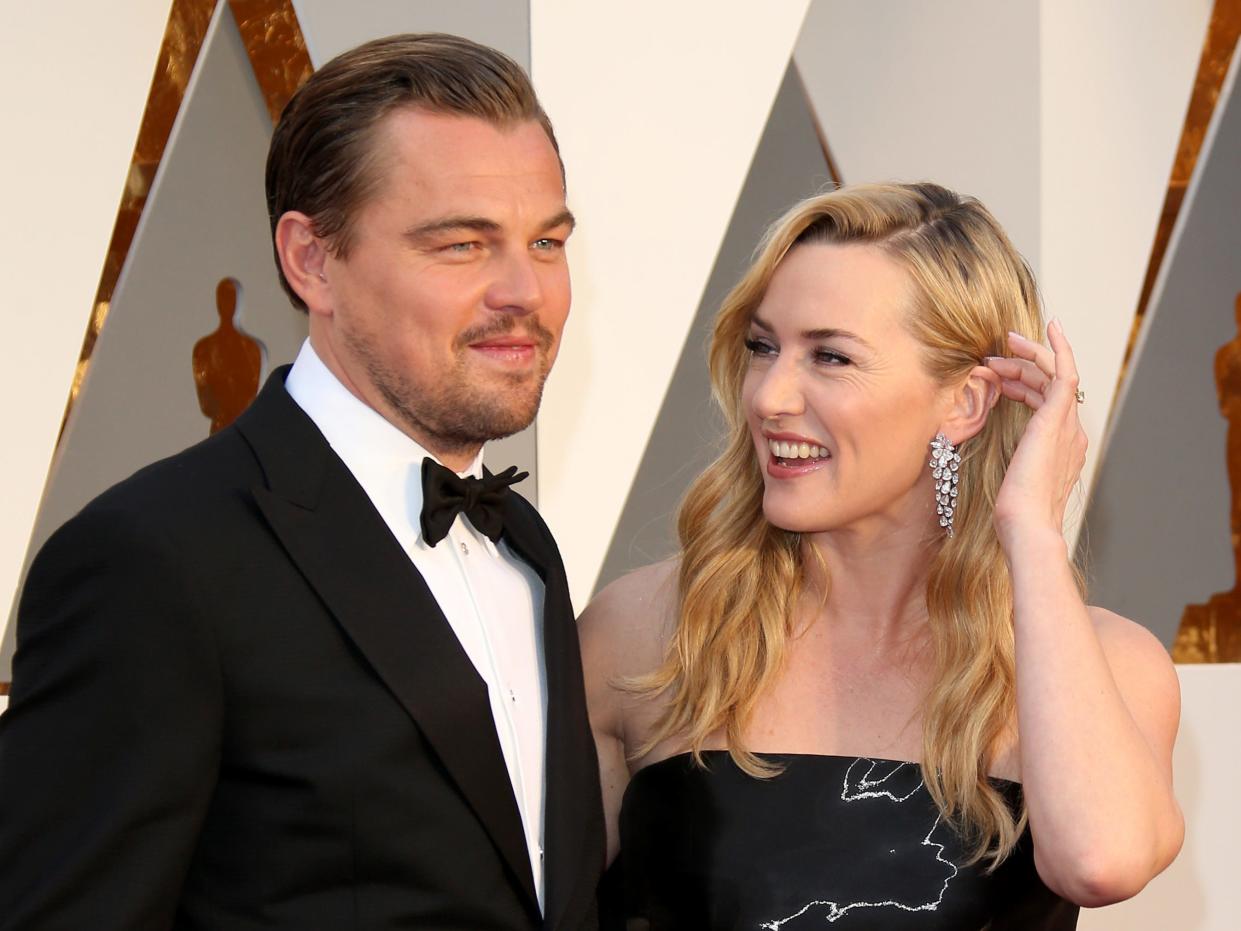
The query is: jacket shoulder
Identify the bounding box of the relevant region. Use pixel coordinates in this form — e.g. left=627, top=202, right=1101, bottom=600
left=507, top=487, right=557, bottom=544
left=74, top=425, right=264, bottom=533
left=70, top=367, right=304, bottom=533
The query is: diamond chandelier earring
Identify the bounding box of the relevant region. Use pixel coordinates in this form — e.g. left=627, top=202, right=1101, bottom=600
left=929, top=433, right=960, bottom=538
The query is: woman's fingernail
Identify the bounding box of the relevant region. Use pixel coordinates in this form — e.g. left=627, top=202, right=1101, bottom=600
left=1050, top=316, right=1064, bottom=333
left=1007, top=330, right=1028, bottom=341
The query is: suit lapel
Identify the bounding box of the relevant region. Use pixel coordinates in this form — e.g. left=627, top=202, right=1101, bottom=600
left=236, top=371, right=539, bottom=914
left=502, top=501, right=606, bottom=931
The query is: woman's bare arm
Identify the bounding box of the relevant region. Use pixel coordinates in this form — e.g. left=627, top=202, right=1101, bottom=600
left=988, top=323, right=1183, bottom=905
left=577, top=560, right=678, bottom=865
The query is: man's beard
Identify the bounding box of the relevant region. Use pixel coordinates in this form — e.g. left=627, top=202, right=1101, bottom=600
left=343, top=315, right=556, bottom=458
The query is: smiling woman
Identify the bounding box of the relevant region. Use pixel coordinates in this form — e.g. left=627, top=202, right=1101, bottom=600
left=582, top=182, right=1183, bottom=930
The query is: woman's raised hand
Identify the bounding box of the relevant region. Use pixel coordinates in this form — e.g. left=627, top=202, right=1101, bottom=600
left=985, top=319, right=1088, bottom=551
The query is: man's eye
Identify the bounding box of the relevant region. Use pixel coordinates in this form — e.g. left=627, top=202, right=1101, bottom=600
left=444, top=242, right=478, bottom=254
left=532, top=238, right=564, bottom=251
left=744, top=337, right=776, bottom=357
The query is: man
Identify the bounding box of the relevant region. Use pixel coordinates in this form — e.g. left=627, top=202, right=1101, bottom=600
left=0, top=34, right=604, bottom=929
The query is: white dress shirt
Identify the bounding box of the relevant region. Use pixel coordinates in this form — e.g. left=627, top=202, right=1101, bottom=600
left=284, top=340, right=547, bottom=910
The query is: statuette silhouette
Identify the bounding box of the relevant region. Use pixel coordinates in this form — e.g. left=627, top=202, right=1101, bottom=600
left=193, top=277, right=264, bottom=434
left=1173, top=291, right=1241, bottom=662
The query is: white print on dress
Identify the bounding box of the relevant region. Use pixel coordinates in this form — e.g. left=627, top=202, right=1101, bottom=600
left=759, top=759, right=959, bottom=928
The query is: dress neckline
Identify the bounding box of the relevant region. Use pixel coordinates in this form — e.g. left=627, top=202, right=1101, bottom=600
left=630, top=749, right=1021, bottom=789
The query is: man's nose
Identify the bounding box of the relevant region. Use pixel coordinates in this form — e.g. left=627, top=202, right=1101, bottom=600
left=750, top=359, right=805, bottom=420
left=484, top=250, right=544, bottom=316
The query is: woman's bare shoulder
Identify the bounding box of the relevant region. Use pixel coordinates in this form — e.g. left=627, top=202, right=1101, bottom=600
left=1088, top=605, right=1181, bottom=749
left=1088, top=606, right=1177, bottom=679
left=587, top=558, right=679, bottom=616
left=578, top=558, right=679, bottom=678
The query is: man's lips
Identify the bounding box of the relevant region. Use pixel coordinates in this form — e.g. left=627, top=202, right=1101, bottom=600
left=471, top=337, right=536, bottom=349
left=468, top=339, right=537, bottom=364
left=471, top=345, right=535, bottom=351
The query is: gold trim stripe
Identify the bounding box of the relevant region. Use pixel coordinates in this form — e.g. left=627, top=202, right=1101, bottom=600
left=792, top=60, right=843, bottom=186
left=227, top=0, right=313, bottom=124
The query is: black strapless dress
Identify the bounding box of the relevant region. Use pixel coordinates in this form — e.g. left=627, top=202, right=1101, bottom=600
left=601, top=752, right=1078, bottom=930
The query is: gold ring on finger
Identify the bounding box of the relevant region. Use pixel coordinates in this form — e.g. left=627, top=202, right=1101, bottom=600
left=1075, top=388, right=1085, bottom=404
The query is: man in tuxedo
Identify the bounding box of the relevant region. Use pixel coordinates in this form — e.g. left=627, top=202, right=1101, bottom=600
left=0, top=34, right=604, bottom=929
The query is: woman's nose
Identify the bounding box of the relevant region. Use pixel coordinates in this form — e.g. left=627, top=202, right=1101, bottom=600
left=749, top=360, right=805, bottom=420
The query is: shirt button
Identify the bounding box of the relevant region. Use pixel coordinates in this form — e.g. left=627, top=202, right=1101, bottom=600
left=460, top=541, right=469, bottom=555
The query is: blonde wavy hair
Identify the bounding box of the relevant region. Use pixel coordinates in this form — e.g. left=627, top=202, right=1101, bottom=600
left=637, top=182, right=1048, bottom=867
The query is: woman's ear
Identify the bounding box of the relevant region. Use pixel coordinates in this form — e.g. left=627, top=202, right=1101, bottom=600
left=941, top=365, right=1001, bottom=444
left=274, top=210, right=332, bottom=316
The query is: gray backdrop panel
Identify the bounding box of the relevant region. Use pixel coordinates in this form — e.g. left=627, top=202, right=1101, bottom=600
left=1079, top=45, right=1241, bottom=645
left=595, top=62, right=833, bottom=593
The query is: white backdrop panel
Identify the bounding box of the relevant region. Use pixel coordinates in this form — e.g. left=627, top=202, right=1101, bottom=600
left=531, top=0, right=813, bottom=608
left=292, top=0, right=528, bottom=74
left=1041, top=0, right=1213, bottom=536
left=0, top=0, right=173, bottom=641
left=795, top=0, right=1042, bottom=270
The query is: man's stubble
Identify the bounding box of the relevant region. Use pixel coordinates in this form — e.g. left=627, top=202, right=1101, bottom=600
left=343, top=313, right=557, bottom=459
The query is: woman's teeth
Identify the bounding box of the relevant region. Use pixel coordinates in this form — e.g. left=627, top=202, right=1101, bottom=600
left=767, top=439, right=829, bottom=460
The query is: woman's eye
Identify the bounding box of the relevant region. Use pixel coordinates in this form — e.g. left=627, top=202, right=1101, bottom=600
left=744, top=337, right=775, bottom=357
left=815, top=349, right=852, bottom=366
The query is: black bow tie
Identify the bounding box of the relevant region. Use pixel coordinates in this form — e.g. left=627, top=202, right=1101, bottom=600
left=419, top=458, right=528, bottom=546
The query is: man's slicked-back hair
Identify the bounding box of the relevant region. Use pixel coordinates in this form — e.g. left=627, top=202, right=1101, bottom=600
left=265, top=33, right=560, bottom=311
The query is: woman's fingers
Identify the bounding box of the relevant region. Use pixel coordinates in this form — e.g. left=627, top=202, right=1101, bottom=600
left=998, top=321, right=1083, bottom=413
left=1007, top=330, right=1056, bottom=378
left=986, top=356, right=1049, bottom=393
left=998, top=377, right=1045, bottom=410
left=1046, top=318, right=1082, bottom=407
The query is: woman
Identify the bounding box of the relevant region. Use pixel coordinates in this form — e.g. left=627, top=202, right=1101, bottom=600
left=581, top=183, right=1182, bottom=929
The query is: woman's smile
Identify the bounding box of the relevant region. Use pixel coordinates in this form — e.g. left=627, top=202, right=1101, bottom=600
left=763, top=431, right=832, bottom=477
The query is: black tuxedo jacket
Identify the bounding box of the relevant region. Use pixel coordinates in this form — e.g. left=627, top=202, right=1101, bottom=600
left=0, top=369, right=605, bottom=930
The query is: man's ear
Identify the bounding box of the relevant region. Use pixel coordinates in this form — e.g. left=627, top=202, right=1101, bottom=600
left=275, top=211, right=332, bottom=316
left=941, top=365, right=1001, bottom=444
